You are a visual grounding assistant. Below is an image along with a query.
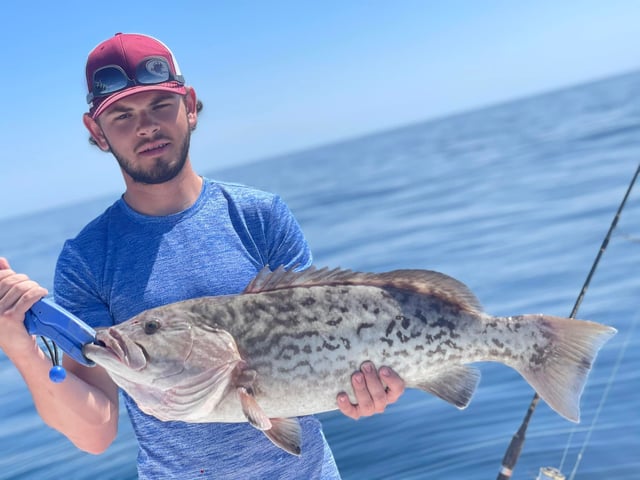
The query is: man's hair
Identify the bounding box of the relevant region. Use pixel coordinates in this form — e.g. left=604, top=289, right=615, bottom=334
left=88, top=98, right=204, bottom=147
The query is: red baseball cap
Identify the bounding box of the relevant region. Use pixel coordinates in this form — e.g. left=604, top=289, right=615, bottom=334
left=86, top=33, right=187, bottom=118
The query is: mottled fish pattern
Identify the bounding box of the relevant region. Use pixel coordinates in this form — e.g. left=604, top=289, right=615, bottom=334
left=84, top=266, right=616, bottom=455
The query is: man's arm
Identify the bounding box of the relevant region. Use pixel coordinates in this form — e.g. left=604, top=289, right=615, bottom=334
left=0, top=257, right=119, bottom=454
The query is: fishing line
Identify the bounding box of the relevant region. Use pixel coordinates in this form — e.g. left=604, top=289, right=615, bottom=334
left=496, top=161, right=640, bottom=480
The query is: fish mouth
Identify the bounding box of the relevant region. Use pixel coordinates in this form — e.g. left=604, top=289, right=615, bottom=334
left=84, top=328, right=147, bottom=371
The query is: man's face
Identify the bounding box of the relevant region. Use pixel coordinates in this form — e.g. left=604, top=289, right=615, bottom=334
left=97, top=91, right=191, bottom=184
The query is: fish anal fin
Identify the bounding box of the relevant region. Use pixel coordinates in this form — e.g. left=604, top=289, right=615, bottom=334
left=417, top=365, right=481, bottom=409
left=237, top=386, right=271, bottom=430
left=263, top=417, right=302, bottom=456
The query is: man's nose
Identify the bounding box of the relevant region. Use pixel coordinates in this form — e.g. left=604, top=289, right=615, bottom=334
left=137, top=111, right=159, bottom=136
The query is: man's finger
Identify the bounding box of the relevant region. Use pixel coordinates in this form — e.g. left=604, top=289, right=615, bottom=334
left=359, top=361, right=388, bottom=414
left=0, top=258, right=10, bottom=270
left=336, top=392, right=359, bottom=419
left=380, top=366, right=405, bottom=403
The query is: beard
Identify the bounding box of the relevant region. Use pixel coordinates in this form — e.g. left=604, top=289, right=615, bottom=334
left=108, top=129, right=191, bottom=185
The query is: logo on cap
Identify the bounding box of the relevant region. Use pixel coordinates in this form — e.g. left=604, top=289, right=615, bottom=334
left=144, top=58, right=170, bottom=79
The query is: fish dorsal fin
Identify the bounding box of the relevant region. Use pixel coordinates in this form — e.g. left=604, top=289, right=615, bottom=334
left=244, top=266, right=483, bottom=314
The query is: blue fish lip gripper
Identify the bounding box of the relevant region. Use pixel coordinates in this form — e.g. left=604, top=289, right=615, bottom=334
left=24, top=298, right=96, bottom=367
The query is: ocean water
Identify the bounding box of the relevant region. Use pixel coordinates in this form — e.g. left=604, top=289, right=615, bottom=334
left=1, top=71, right=639, bottom=479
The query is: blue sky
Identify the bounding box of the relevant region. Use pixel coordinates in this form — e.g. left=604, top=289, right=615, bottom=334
left=1, top=1, right=639, bottom=220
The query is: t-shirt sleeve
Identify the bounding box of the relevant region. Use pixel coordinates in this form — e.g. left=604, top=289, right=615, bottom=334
left=265, top=195, right=313, bottom=271
left=53, top=240, right=114, bottom=329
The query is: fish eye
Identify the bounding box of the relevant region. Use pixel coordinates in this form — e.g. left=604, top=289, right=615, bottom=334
left=144, top=319, right=161, bottom=335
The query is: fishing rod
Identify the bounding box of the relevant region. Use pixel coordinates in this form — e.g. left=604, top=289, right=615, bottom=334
left=496, top=162, right=640, bottom=480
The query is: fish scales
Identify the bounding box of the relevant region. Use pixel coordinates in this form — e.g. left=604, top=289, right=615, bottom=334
left=84, top=266, right=616, bottom=455
left=194, top=285, right=466, bottom=401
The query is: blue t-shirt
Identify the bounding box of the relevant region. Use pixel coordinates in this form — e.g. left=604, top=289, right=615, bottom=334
left=53, top=178, right=341, bottom=479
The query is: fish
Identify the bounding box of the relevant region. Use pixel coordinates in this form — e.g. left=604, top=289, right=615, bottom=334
left=83, top=266, right=616, bottom=455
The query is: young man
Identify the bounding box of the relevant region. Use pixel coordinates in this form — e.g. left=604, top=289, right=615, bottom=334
left=0, top=33, right=405, bottom=478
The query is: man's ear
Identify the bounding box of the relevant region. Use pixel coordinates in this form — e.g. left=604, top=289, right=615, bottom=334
left=185, top=87, right=198, bottom=131
left=83, top=113, right=110, bottom=151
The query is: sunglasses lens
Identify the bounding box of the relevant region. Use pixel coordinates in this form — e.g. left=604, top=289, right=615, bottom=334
left=93, top=67, right=129, bottom=97
left=136, top=58, right=171, bottom=85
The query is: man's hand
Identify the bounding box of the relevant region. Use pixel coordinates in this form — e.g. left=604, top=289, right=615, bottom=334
left=337, top=361, right=405, bottom=420
left=0, top=257, right=48, bottom=352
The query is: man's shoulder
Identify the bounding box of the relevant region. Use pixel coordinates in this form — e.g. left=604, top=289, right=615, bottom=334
left=204, top=178, right=280, bottom=211
left=207, top=178, right=276, bottom=200
left=65, top=200, right=123, bottom=245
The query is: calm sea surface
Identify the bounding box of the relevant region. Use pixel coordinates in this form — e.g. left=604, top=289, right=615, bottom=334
left=1, top=71, right=639, bottom=479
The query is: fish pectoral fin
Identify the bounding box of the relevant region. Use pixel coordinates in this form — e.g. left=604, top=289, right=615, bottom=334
left=237, top=386, right=272, bottom=430
left=417, top=365, right=481, bottom=409
left=263, top=418, right=302, bottom=456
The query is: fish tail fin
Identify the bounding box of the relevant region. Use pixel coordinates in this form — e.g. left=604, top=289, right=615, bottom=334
left=512, top=314, right=616, bottom=422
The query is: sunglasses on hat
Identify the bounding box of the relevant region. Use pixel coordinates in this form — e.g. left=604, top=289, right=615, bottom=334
left=86, top=56, right=185, bottom=104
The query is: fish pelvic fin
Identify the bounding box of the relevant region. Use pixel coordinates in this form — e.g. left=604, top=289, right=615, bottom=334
left=264, top=418, right=302, bottom=456
left=511, top=314, right=616, bottom=423
left=416, top=365, right=481, bottom=409
left=235, top=369, right=302, bottom=455
left=237, top=388, right=301, bottom=455
left=237, top=385, right=272, bottom=431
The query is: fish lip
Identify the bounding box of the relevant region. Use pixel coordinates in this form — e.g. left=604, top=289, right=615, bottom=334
left=135, top=342, right=150, bottom=363
left=83, top=337, right=120, bottom=364
left=89, top=328, right=147, bottom=371
left=89, top=330, right=124, bottom=360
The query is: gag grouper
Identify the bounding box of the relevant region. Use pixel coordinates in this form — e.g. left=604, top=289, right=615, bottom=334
left=83, top=266, right=616, bottom=455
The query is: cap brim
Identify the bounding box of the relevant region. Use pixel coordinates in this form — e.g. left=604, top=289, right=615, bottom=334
left=90, top=82, right=187, bottom=118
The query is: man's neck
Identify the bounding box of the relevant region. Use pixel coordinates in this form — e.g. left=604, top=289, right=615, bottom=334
left=122, top=163, right=204, bottom=217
